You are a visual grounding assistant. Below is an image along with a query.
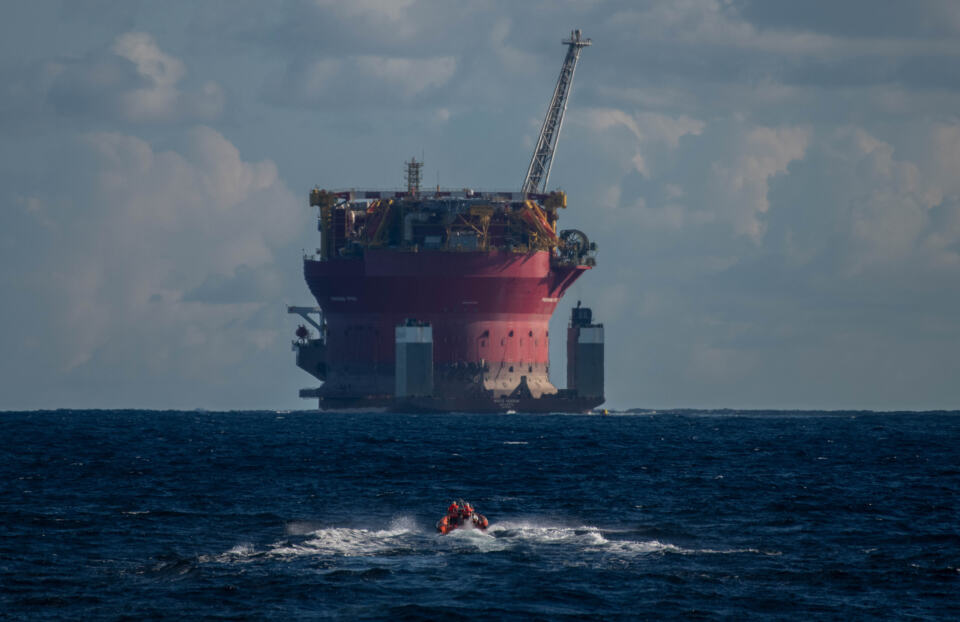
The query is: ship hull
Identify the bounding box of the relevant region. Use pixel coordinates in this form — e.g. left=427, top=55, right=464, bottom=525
left=303, top=249, right=599, bottom=412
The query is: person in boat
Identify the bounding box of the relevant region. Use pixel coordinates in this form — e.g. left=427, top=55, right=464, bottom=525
left=438, top=501, right=459, bottom=534
left=460, top=500, right=488, bottom=528
left=442, top=500, right=462, bottom=530
left=471, top=512, right=489, bottom=529
left=437, top=500, right=488, bottom=533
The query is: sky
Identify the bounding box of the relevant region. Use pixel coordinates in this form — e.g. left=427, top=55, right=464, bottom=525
left=3, top=0, right=960, bottom=411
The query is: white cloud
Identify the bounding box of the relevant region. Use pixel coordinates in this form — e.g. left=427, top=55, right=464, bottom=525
left=186, top=126, right=279, bottom=210
left=582, top=108, right=704, bottom=147
left=113, top=32, right=184, bottom=87
left=757, top=125, right=960, bottom=276
left=4, top=127, right=303, bottom=403
left=35, top=31, right=224, bottom=124
left=581, top=107, right=705, bottom=178
left=635, top=112, right=706, bottom=149
left=584, top=108, right=643, bottom=141
left=631, top=153, right=649, bottom=177
left=828, top=128, right=944, bottom=274
left=112, top=31, right=223, bottom=122
left=709, top=125, right=810, bottom=239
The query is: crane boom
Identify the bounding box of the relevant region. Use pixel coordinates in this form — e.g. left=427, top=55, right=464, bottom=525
left=522, top=29, right=591, bottom=195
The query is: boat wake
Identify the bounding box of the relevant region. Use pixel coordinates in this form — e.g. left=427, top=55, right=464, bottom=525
left=486, top=521, right=774, bottom=556
left=205, top=516, right=776, bottom=564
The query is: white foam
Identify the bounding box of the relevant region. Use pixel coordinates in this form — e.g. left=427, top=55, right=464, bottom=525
left=207, top=516, right=777, bottom=565
left=204, top=516, right=424, bottom=563
left=489, top=522, right=618, bottom=548
left=225, top=543, right=256, bottom=556
left=271, top=516, right=421, bottom=558
left=440, top=522, right=507, bottom=552
left=485, top=521, right=774, bottom=557
left=200, top=542, right=258, bottom=564
left=599, top=539, right=682, bottom=554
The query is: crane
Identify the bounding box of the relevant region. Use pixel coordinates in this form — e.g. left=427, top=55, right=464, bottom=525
left=521, top=29, right=591, bottom=196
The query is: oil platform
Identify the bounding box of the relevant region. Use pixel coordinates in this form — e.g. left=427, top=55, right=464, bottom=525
left=289, top=30, right=604, bottom=412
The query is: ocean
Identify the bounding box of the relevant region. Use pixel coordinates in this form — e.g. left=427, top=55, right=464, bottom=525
left=2, top=410, right=958, bottom=619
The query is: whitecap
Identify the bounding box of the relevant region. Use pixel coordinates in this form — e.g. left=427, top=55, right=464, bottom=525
left=484, top=520, right=776, bottom=557
left=200, top=542, right=259, bottom=564
left=270, top=516, right=420, bottom=558
left=225, top=543, right=256, bottom=556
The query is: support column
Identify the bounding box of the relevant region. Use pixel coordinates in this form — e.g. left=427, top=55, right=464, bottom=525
left=395, top=320, right=434, bottom=398
left=567, top=304, right=604, bottom=398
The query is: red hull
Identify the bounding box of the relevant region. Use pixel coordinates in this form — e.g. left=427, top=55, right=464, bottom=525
left=304, top=249, right=590, bottom=405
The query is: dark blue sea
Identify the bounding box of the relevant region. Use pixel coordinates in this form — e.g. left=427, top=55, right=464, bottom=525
left=2, top=411, right=959, bottom=619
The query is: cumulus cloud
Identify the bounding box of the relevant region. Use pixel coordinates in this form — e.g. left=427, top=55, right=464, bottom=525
left=637, top=112, right=707, bottom=149
left=584, top=108, right=643, bottom=141
left=583, top=108, right=706, bottom=147
left=0, top=126, right=304, bottom=407
left=708, top=125, right=810, bottom=239
left=579, top=119, right=960, bottom=409
left=763, top=126, right=959, bottom=276
left=838, top=129, right=932, bottom=272
left=579, top=107, right=705, bottom=177
left=43, top=31, right=224, bottom=123
left=113, top=32, right=185, bottom=88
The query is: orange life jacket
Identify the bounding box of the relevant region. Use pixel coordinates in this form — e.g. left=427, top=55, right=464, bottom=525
left=437, top=515, right=452, bottom=534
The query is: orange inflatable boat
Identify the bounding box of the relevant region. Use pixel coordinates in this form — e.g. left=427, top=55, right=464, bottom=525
left=437, top=499, right=489, bottom=534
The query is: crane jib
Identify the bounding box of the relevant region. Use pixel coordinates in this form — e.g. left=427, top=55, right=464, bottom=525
left=522, top=29, right=591, bottom=196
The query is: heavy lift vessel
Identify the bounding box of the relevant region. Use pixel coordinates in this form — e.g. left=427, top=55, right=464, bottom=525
left=289, top=30, right=604, bottom=412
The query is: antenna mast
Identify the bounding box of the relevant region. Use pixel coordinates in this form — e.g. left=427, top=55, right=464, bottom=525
left=522, top=29, right=591, bottom=195
left=405, top=157, right=423, bottom=196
